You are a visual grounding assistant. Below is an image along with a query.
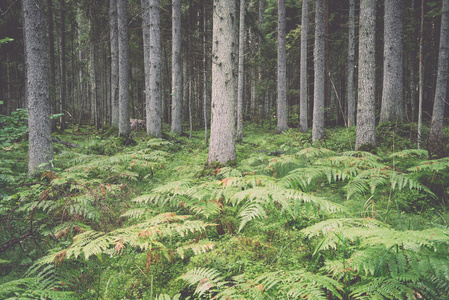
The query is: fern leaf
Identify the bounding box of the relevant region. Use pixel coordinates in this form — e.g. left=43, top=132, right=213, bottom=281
left=179, top=267, right=226, bottom=297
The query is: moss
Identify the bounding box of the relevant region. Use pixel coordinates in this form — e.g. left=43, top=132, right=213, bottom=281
left=357, top=143, right=377, bottom=154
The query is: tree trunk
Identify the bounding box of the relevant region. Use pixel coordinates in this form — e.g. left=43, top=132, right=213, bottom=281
left=299, top=0, right=308, bottom=133
left=347, top=0, right=355, bottom=127
left=147, top=0, right=162, bottom=137
left=207, top=0, right=237, bottom=165
left=312, top=0, right=325, bottom=141
left=23, top=0, right=54, bottom=175
left=429, top=0, right=449, bottom=150
left=110, top=0, right=119, bottom=129
left=417, top=0, right=424, bottom=149
left=380, top=0, right=404, bottom=123
left=276, top=0, right=288, bottom=133
left=355, top=0, right=377, bottom=150
left=171, top=0, right=182, bottom=135
left=117, top=0, right=131, bottom=137
left=236, top=0, right=245, bottom=141
left=59, top=0, right=67, bottom=130
left=46, top=0, right=56, bottom=132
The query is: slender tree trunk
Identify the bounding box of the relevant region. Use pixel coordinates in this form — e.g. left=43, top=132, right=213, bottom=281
left=60, top=0, right=66, bottom=130
left=276, top=0, right=287, bottom=133
left=46, top=0, right=56, bottom=131
left=117, top=0, right=131, bottom=137
left=23, top=0, right=54, bottom=176
left=171, top=0, right=182, bottom=135
left=347, top=0, right=355, bottom=127
left=236, top=0, right=246, bottom=141
left=110, top=0, right=119, bottom=129
left=299, top=0, right=308, bottom=132
left=380, top=0, right=404, bottom=123
left=141, top=0, right=151, bottom=130
left=418, top=0, right=424, bottom=149
left=203, top=2, right=208, bottom=144
left=312, top=0, right=325, bottom=141
left=207, top=0, right=237, bottom=164
left=355, top=0, right=377, bottom=150
left=147, top=0, right=162, bottom=137
left=429, top=0, right=449, bottom=150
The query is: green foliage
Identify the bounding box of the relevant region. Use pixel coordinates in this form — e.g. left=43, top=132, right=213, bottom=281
left=1, top=126, right=448, bottom=298
left=0, top=108, right=28, bottom=148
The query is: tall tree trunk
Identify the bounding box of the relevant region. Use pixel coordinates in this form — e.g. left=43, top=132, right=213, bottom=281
left=355, top=0, right=377, bottom=150
left=147, top=0, right=162, bottom=137
left=141, top=0, right=151, bottom=130
left=46, top=0, right=56, bottom=131
left=203, top=1, right=208, bottom=144
left=23, top=0, right=54, bottom=176
left=312, top=0, right=325, bottom=141
left=236, top=0, right=245, bottom=141
left=117, top=0, right=131, bottom=137
left=276, top=0, right=287, bottom=133
left=418, top=0, right=424, bottom=149
left=110, top=0, right=119, bottom=129
left=299, top=0, right=308, bottom=132
left=207, top=0, right=237, bottom=165
left=429, top=0, right=449, bottom=150
left=59, top=0, right=66, bottom=130
left=171, top=0, right=182, bottom=135
left=380, top=0, right=404, bottom=123
left=347, top=0, right=355, bottom=127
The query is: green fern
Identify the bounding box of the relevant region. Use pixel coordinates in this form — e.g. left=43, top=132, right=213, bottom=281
left=179, top=267, right=227, bottom=297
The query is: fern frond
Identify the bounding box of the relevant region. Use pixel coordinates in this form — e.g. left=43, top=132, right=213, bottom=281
left=295, top=147, right=336, bottom=159
left=350, top=277, right=415, bottom=300
left=408, top=157, right=449, bottom=173
left=389, top=149, right=428, bottom=159
left=300, top=218, right=388, bottom=239
left=179, top=267, right=226, bottom=297
left=176, top=239, right=214, bottom=259
left=255, top=269, right=341, bottom=300
left=263, top=154, right=302, bottom=178
left=153, top=294, right=181, bottom=300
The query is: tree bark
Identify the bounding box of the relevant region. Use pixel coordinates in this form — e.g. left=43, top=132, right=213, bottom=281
left=299, top=0, right=308, bottom=133
left=312, top=0, right=325, bottom=141
left=347, top=0, right=355, bottom=127
left=171, top=0, right=182, bottom=135
left=207, top=0, right=237, bottom=165
left=355, top=0, right=377, bottom=150
left=236, top=0, right=246, bottom=141
left=110, top=0, right=119, bottom=129
left=117, top=0, right=131, bottom=137
left=418, top=0, right=424, bottom=149
left=276, top=0, right=288, bottom=133
left=380, top=0, right=404, bottom=123
left=59, top=0, right=67, bottom=130
left=147, top=0, right=162, bottom=137
left=429, top=0, right=449, bottom=148
left=23, top=0, right=54, bottom=175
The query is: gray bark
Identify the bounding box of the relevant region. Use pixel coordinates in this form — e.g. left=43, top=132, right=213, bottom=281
left=299, top=0, right=308, bottom=132
left=277, top=0, right=288, bottom=133
left=171, top=0, right=182, bottom=135
left=429, top=0, right=449, bottom=146
left=355, top=0, right=377, bottom=150
left=147, top=0, right=162, bottom=137
left=237, top=0, right=245, bottom=141
left=207, top=0, right=237, bottom=164
left=60, top=0, right=66, bottom=130
left=117, top=0, right=131, bottom=137
left=347, top=0, right=355, bottom=127
left=23, top=0, right=54, bottom=175
left=312, top=0, right=325, bottom=141
left=141, top=0, right=151, bottom=131
left=110, top=0, right=119, bottom=129
left=418, top=0, right=424, bottom=149
left=380, top=0, right=404, bottom=123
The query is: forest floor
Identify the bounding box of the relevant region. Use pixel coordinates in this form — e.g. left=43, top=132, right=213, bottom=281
left=1, top=122, right=449, bottom=299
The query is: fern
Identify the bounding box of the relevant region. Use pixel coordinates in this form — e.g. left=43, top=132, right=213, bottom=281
left=0, top=277, right=76, bottom=300
left=179, top=267, right=227, bottom=297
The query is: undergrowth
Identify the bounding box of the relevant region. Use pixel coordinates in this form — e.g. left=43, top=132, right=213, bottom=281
left=1, top=123, right=448, bottom=299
